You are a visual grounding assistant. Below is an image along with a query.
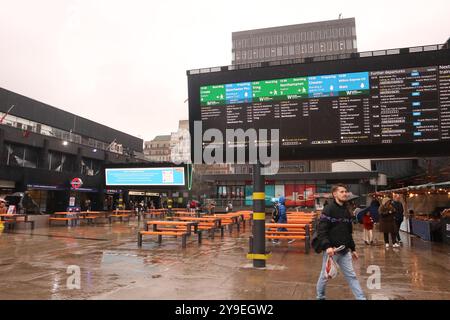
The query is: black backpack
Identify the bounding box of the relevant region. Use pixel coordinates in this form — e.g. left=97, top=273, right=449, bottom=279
left=271, top=205, right=280, bottom=222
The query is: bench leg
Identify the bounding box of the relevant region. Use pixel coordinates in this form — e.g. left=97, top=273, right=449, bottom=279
left=157, top=235, right=162, bottom=244
left=198, top=231, right=202, bottom=244
left=305, top=237, right=310, bottom=254
left=221, top=226, right=224, bottom=237
left=181, top=235, right=187, bottom=248
left=138, top=233, right=143, bottom=247
left=237, top=222, right=240, bottom=232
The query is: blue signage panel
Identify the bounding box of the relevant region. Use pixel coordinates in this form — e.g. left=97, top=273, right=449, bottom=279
left=105, top=167, right=185, bottom=186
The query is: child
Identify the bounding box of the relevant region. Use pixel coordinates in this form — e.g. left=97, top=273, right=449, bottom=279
left=362, top=211, right=374, bottom=245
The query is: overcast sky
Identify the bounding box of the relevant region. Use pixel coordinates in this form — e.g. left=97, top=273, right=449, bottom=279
left=0, top=0, right=449, bottom=142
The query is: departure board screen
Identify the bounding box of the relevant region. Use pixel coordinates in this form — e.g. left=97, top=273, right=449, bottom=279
left=188, top=49, right=450, bottom=160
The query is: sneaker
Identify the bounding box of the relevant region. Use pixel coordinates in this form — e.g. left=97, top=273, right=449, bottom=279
left=272, top=240, right=280, bottom=244
left=385, top=243, right=390, bottom=248
left=393, top=243, right=400, bottom=248
left=288, top=239, right=296, bottom=244
left=364, top=241, right=369, bottom=245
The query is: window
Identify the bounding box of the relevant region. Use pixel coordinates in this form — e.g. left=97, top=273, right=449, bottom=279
left=339, top=28, right=344, bottom=37
left=327, top=41, right=333, bottom=52
left=282, top=46, right=288, bottom=56
left=333, top=41, right=338, bottom=51
left=295, top=44, right=300, bottom=55
left=236, top=51, right=241, bottom=61
left=265, top=47, right=270, bottom=58
left=346, top=27, right=351, bottom=37
left=259, top=48, right=264, bottom=58
left=314, top=42, right=319, bottom=53
left=283, top=35, right=288, bottom=44
left=301, top=44, right=307, bottom=54
left=333, top=28, right=338, bottom=38
left=308, top=43, right=314, bottom=53
left=307, top=31, right=312, bottom=41
left=248, top=50, right=252, bottom=59
left=301, top=32, right=306, bottom=41
left=289, top=45, right=294, bottom=55
left=320, top=30, right=325, bottom=40
left=23, top=146, right=39, bottom=168
left=346, top=39, right=353, bottom=50
left=265, top=36, right=270, bottom=45
left=259, top=37, right=264, bottom=45
left=277, top=47, right=282, bottom=56
left=6, top=144, right=24, bottom=167
left=237, top=40, right=242, bottom=49
left=277, top=35, right=282, bottom=44
left=270, top=47, right=276, bottom=57
left=251, top=38, right=257, bottom=46
left=320, top=42, right=326, bottom=53
left=295, top=33, right=300, bottom=42
left=315, top=30, right=320, bottom=41
left=253, top=49, right=258, bottom=59
left=271, top=35, right=276, bottom=45
left=339, top=40, right=345, bottom=50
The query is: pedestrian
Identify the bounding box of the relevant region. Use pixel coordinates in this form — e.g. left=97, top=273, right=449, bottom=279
left=362, top=211, right=374, bottom=245
left=368, top=197, right=381, bottom=243
left=273, top=196, right=295, bottom=244
left=225, top=201, right=233, bottom=213
left=0, top=198, right=7, bottom=214
left=378, top=197, right=400, bottom=248
left=392, top=193, right=404, bottom=244
left=315, top=183, right=366, bottom=300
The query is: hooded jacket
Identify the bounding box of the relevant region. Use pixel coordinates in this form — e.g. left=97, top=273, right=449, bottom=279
left=278, top=196, right=287, bottom=223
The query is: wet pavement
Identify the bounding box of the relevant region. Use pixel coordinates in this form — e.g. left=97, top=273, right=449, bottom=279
left=0, top=218, right=449, bottom=300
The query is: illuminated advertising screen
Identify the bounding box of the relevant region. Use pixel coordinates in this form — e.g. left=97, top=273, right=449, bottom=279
left=105, top=167, right=185, bottom=186
left=188, top=48, right=450, bottom=160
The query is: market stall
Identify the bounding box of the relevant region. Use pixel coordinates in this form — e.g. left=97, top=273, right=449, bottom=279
left=371, top=181, right=450, bottom=243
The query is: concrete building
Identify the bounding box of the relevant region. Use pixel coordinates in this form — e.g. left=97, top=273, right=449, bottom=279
left=0, top=87, right=144, bottom=213
left=143, top=135, right=171, bottom=162
left=170, top=120, right=191, bottom=164
left=232, top=18, right=357, bottom=65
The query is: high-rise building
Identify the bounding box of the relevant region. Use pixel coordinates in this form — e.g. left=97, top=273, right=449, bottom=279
left=232, top=18, right=357, bottom=65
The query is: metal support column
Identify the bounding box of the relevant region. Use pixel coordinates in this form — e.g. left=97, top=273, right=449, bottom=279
left=247, top=163, right=270, bottom=267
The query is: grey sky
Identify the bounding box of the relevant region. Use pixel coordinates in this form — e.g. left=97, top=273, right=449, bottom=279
left=0, top=0, right=449, bottom=142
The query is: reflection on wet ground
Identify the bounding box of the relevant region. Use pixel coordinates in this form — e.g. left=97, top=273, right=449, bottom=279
left=0, top=219, right=449, bottom=300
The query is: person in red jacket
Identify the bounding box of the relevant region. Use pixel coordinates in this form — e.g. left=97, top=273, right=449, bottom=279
left=362, top=211, right=374, bottom=245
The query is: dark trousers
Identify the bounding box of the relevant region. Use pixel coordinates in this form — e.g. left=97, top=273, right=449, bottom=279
left=395, top=220, right=402, bottom=241
left=384, top=232, right=397, bottom=244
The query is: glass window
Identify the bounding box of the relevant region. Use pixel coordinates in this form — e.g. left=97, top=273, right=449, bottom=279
left=265, top=36, right=270, bottom=45
left=6, top=144, right=24, bottom=167
left=333, top=28, right=338, bottom=38
left=346, top=27, right=351, bottom=37
left=283, top=35, right=288, bottom=44
left=259, top=48, right=264, bottom=58
left=270, top=47, right=276, bottom=57
left=301, top=44, right=307, bottom=54
left=333, top=41, right=338, bottom=51
left=320, top=30, right=325, bottom=40
left=327, top=41, right=333, bottom=52
left=339, top=27, right=344, bottom=37
left=237, top=40, right=242, bottom=49
left=308, top=43, right=314, bottom=53
left=271, top=35, right=276, bottom=45
left=315, top=30, right=320, bottom=40
left=289, top=45, right=294, bottom=55
left=320, top=42, right=326, bottom=53
left=282, top=46, right=288, bottom=56
left=247, top=50, right=252, bottom=59
left=346, top=39, right=353, bottom=50
left=277, top=35, right=282, bottom=44
left=259, top=37, right=264, bottom=45
left=307, top=31, right=312, bottom=41
left=339, top=40, right=345, bottom=50
left=295, top=44, right=300, bottom=55
left=314, top=42, right=319, bottom=53
left=49, top=152, right=63, bottom=172
left=265, top=47, right=270, bottom=57
left=295, top=33, right=300, bottom=42
left=277, top=46, right=282, bottom=56
left=23, top=146, right=39, bottom=168
left=253, top=49, right=258, bottom=59
left=301, top=32, right=306, bottom=41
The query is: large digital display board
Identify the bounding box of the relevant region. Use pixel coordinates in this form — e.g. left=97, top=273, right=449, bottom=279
left=105, top=167, right=185, bottom=186
left=188, top=48, right=450, bottom=160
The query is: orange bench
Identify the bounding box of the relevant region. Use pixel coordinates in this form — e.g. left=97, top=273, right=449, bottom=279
left=49, top=217, right=77, bottom=227
left=138, top=230, right=189, bottom=248
left=265, top=223, right=311, bottom=253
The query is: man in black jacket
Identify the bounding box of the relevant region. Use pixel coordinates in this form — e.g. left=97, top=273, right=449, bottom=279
left=316, top=183, right=366, bottom=300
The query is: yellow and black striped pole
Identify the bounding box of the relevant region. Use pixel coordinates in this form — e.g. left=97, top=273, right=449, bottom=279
left=247, top=163, right=269, bottom=268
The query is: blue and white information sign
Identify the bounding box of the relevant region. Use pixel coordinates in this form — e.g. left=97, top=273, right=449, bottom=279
left=105, top=167, right=185, bottom=186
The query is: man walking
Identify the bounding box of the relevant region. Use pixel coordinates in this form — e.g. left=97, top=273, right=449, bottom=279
left=316, top=184, right=366, bottom=300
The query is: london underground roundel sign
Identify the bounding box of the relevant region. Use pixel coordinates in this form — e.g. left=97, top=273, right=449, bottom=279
left=71, top=178, right=83, bottom=190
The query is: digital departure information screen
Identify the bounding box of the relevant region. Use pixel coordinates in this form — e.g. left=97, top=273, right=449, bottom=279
left=188, top=48, right=450, bottom=160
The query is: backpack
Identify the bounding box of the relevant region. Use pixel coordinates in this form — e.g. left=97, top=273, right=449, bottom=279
left=271, top=205, right=280, bottom=222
